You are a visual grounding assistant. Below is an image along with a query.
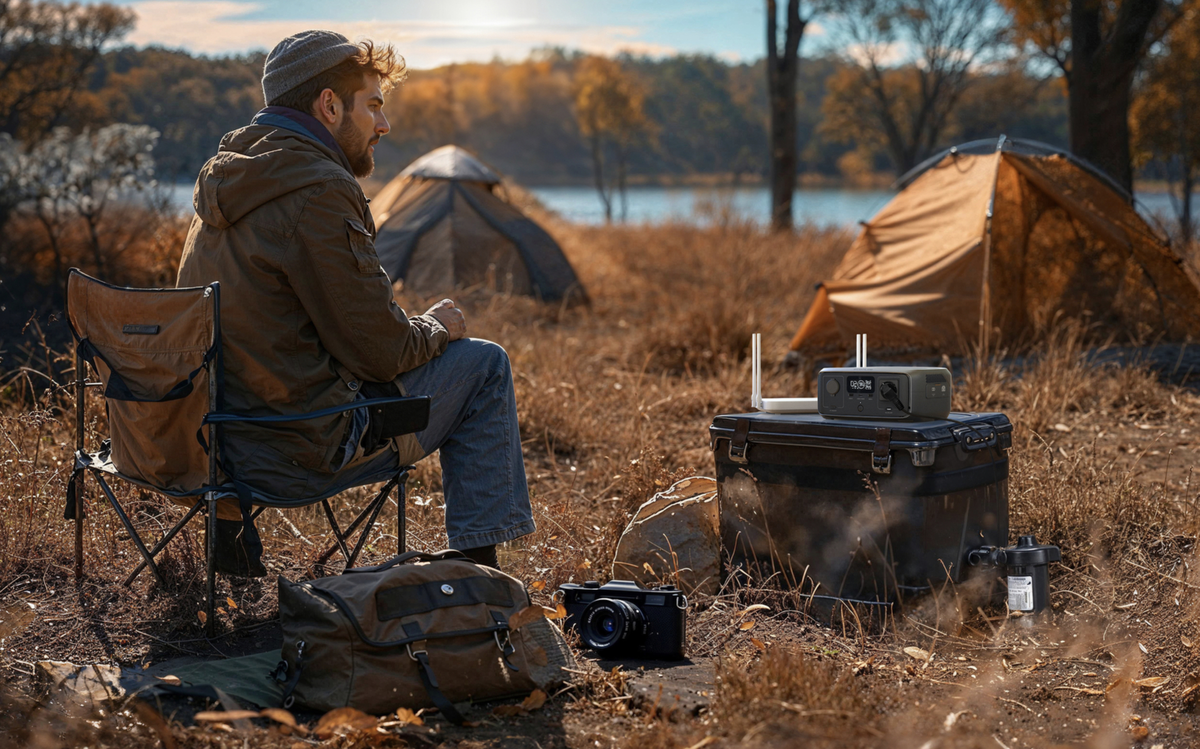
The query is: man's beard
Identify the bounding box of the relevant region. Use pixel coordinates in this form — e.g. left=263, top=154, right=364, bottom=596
left=336, top=117, right=377, bottom=178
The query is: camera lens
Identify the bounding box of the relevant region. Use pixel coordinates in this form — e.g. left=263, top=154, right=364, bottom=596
left=581, top=598, right=647, bottom=653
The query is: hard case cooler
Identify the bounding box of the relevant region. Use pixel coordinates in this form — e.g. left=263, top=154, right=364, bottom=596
left=710, top=412, right=1012, bottom=600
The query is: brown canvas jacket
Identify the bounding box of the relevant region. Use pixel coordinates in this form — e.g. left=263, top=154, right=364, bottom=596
left=177, top=123, right=446, bottom=497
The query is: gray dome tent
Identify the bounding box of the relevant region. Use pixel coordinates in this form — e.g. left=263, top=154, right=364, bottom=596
left=372, top=146, right=586, bottom=303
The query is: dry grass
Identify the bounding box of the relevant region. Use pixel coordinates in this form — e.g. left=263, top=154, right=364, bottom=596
left=1, top=216, right=1199, bottom=747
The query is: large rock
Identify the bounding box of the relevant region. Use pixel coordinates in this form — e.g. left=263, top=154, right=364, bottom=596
left=612, top=476, right=720, bottom=597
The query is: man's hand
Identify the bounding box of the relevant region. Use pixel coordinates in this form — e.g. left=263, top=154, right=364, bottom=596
left=425, top=299, right=466, bottom=341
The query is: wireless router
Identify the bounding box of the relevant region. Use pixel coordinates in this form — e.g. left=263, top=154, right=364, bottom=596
left=751, top=333, right=817, bottom=413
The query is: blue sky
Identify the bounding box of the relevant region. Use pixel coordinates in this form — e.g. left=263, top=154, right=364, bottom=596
left=88, top=1, right=827, bottom=66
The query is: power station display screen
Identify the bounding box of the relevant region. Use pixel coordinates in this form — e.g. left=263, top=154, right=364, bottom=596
left=847, top=375, right=875, bottom=395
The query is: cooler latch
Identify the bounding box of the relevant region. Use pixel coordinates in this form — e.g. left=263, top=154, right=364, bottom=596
left=872, top=427, right=893, bottom=474
left=728, top=418, right=751, bottom=464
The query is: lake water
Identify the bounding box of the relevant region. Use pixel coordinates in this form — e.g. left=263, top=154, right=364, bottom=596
left=164, top=181, right=1193, bottom=229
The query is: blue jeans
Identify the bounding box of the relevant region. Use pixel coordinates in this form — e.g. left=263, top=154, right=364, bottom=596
left=351, top=338, right=535, bottom=549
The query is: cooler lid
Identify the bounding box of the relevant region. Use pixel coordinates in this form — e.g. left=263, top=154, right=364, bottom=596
left=710, top=411, right=1011, bottom=453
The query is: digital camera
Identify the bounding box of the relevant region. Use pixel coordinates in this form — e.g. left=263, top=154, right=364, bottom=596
left=557, top=580, right=686, bottom=660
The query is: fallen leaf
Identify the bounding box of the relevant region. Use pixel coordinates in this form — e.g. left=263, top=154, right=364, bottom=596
left=1052, top=423, right=1072, bottom=432
left=492, top=704, right=524, bottom=717
left=315, top=707, right=376, bottom=739
left=1183, top=635, right=1194, bottom=648
left=750, top=637, right=767, bottom=651
left=529, top=580, right=546, bottom=592
left=1131, top=724, right=1150, bottom=741
left=226, top=597, right=238, bottom=610
left=1134, top=677, right=1169, bottom=688
left=852, top=657, right=875, bottom=675
left=216, top=607, right=227, bottom=615
left=260, top=708, right=297, bottom=728
left=1106, top=678, right=1126, bottom=694
left=156, top=675, right=181, bottom=686
left=738, top=604, right=770, bottom=617
left=393, top=707, right=423, bottom=726
left=643, top=562, right=656, bottom=575
left=1114, top=602, right=1136, bottom=610
left=548, top=603, right=567, bottom=620
left=904, top=647, right=931, bottom=662
left=1139, top=642, right=1149, bottom=654
left=196, top=610, right=207, bottom=625
left=521, top=689, right=548, bottom=711
left=738, top=621, right=756, bottom=631
left=509, top=605, right=557, bottom=631
left=1073, top=687, right=1104, bottom=695
left=577, top=559, right=592, bottom=570
left=195, top=710, right=260, bottom=722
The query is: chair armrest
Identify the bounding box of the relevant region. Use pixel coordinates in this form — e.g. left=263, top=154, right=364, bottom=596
left=205, top=395, right=430, bottom=431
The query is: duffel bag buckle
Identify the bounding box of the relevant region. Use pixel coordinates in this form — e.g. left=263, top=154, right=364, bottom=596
left=406, top=642, right=427, bottom=661
left=494, top=628, right=520, bottom=672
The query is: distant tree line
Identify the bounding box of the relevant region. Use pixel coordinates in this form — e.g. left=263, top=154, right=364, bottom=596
left=2, top=0, right=1197, bottom=240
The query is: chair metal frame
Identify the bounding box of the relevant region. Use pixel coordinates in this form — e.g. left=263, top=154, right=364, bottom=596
left=68, top=273, right=428, bottom=636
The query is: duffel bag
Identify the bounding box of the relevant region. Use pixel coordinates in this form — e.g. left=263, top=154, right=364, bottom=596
left=274, top=550, right=564, bottom=721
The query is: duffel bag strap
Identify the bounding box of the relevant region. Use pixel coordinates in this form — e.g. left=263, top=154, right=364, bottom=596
left=274, top=639, right=307, bottom=709
left=344, top=549, right=467, bottom=574
left=402, top=622, right=467, bottom=725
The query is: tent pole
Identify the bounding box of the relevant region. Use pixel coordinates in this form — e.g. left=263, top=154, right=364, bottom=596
left=979, top=142, right=1006, bottom=359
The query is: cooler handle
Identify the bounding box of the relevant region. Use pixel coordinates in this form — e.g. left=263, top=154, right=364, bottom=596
left=952, top=424, right=996, bottom=451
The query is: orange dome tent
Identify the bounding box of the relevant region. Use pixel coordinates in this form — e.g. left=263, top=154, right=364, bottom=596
left=789, top=138, right=1200, bottom=358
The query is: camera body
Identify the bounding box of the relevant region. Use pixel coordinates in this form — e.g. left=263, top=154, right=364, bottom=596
left=558, top=579, right=686, bottom=660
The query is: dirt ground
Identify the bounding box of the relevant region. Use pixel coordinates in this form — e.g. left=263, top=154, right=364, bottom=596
left=2, top=218, right=1200, bottom=748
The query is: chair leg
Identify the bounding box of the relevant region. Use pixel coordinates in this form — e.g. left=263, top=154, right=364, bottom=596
left=397, top=468, right=411, bottom=555
left=74, top=472, right=86, bottom=584
left=346, top=489, right=390, bottom=567
left=124, top=499, right=206, bottom=586
left=318, top=473, right=403, bottom=567
left=206, top=492, right=217, bottom=638
left=321, top=500, right=353, bottom=565
left=94, top=473, right=164, bottom=586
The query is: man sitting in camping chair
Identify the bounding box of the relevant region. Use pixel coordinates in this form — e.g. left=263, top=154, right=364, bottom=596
left=176, top=31, right=534, bottom=576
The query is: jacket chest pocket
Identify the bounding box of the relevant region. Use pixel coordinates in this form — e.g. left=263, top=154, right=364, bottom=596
left=345, top=218, right=382, bottom=274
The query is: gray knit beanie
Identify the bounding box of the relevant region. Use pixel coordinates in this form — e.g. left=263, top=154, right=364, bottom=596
left=262, top=30, right=360, bottom=105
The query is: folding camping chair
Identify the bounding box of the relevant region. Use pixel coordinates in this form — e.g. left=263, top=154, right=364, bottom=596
left=64, top=269, right=430, bottom=636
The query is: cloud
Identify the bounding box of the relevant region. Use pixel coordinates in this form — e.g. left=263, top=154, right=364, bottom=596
left=127, top=1, right=677, bottom=65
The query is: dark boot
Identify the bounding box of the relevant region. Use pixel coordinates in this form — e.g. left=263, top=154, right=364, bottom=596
left=459, top=544, right=499, bottom=570
left=214, top=519, right=267, bottom=578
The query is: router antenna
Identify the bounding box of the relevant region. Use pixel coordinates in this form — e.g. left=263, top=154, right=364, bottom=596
left=862, top=334, right=867, bottom=368
left=752, top=333, right=762, bottom=409
left=854, top=334, right=861, bottom=368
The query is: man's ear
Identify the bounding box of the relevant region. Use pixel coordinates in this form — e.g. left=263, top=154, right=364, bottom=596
left=314, top=88, right=341, bottom=126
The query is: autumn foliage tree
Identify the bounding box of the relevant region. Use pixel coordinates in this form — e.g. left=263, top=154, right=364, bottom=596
left=1132, top=0, right=1200, bottom=244
left=0, top=0, right=135, bottom=141
left=821, top=0, right=1007, bottom=175
left=572, top=55, right=649, bottom=223
left=1001, top=0, right=1181, bottom=193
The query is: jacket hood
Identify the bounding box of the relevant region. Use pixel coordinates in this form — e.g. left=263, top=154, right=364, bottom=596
left=193, top=124, right=355, bottom=228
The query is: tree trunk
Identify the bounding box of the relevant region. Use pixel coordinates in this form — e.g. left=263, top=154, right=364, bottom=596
left=1068, top=0, right=1162, bottom=194
left=590, top=132, right=612, bottom=223
left=767, top=0, right=806, bottom=232
left=1180, top=166, right=1195, bottom=246
left=617, top=140, right=628, bottom=223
